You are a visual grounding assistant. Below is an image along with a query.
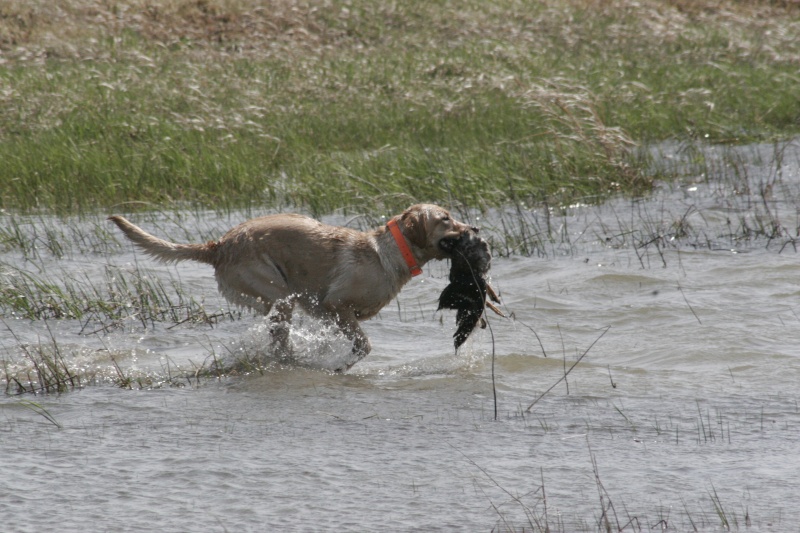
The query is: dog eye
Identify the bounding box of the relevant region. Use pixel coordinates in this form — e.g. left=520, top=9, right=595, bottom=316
left=441, top=216, right=450, bottom=222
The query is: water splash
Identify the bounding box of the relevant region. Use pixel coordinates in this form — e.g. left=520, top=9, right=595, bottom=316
left=219, top=315, right=356, bottom=373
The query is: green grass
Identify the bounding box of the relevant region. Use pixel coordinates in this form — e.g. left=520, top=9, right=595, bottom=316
left=0, top=261, right=238, bottom=325
left=1, top=0, right=798, bottom=215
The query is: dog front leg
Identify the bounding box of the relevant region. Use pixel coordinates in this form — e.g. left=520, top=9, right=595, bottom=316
left=331, top=311, right=371, bottom=372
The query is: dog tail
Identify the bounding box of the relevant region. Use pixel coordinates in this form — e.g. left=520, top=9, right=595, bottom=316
left=108, top=215, right=218, bottom=265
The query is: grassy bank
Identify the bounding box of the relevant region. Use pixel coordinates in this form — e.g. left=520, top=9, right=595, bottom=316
left=1, top=0, right=799, bottom=214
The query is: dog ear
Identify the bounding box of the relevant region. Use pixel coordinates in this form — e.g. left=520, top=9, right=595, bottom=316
left=399, top=206, right=429, bottom=249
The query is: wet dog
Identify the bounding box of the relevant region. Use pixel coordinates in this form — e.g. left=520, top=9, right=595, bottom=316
left=109, top=204, right=474, bottom=371
left=437, top=229, right=502, bottom=350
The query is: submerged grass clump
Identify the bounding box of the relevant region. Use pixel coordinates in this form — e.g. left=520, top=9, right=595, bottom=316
left=0, top=321, right=293, bottom=394
left=480, top=138, right=800, bottom=263
left=459, top=437, right=762, bottom=532
left=1, top=320, right=87, bottom=394
left=0, top=0, right=799, bottom=214
left=0, top=262, right=237, bottom=326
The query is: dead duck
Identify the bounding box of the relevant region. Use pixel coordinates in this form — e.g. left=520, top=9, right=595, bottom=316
left=438, top=229, right=503, bottom=350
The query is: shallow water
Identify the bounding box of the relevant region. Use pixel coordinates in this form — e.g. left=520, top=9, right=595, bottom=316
left=2, top=140, right=800, bottom=531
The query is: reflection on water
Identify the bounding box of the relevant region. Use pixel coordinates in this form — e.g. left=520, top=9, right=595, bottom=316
left=1, top=140, right=800, bottom=531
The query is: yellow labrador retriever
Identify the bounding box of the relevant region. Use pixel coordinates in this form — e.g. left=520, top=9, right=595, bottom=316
left=109, top=204, right=473, bottom=370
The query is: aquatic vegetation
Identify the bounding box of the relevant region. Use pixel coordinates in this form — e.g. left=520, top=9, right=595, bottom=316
left=0, top=261, right=238, bottom=325
left=1, top=321, right=85, bottom=394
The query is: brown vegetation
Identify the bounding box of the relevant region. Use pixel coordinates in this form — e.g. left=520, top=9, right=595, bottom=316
left=1, top=0, right=798, bottom=63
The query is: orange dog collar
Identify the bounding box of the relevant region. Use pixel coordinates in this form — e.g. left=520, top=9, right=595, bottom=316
left=387, top=219, right=422, bottom=277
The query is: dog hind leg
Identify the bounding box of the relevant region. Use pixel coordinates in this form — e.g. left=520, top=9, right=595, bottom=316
left=269, top=299, right=294, bottom=357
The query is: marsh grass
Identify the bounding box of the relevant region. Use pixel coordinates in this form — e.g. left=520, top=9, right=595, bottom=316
left=482, top=138, right=800, bottom=265
left=0, top=259, right=238, bottom=326
left=1, top=319, right=85, bottom=394
left=0, top=212, right=130, bottom=268
left=108, top=352, right=207, bottom=389
left=0, top=209, right=317, bottom=393
left=1, top=0, right=799, bottom=214
left=465, top=440, right=760, bottom=532
left=0, top=315, right=291, bottom=393
left=106, top=337, right=290, bottom=389
left=17, top=399, right=62, bottom=428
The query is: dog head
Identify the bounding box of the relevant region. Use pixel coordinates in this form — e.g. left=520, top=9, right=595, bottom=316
left=395, top=204, right=475, bottom=261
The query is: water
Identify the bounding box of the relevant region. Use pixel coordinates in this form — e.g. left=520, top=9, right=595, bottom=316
left=2, top=140, right=800, bottom=531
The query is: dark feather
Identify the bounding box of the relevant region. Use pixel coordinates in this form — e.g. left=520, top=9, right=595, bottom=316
left=437, top=229, right=500, bottom=350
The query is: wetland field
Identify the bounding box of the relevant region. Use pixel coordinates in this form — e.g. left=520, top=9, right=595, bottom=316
left=2, top=1, right=800, bottom=531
